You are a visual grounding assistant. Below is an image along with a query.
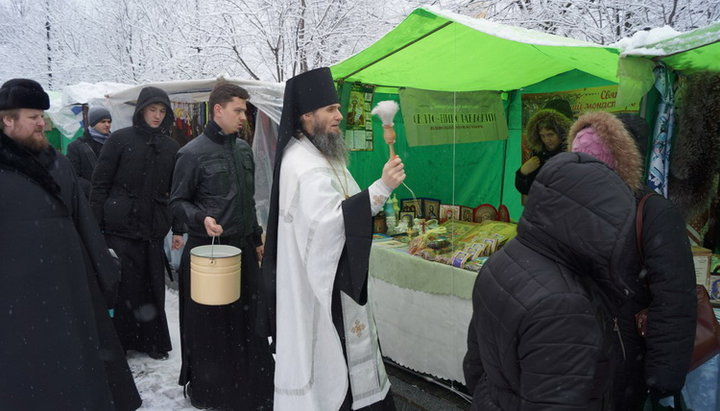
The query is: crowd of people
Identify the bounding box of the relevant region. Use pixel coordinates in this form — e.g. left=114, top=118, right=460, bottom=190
left=0, top=68, right=697, bottom=411
left=0, top=69, right=403, bottom=411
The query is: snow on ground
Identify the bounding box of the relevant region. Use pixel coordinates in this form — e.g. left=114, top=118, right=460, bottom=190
left=127, top=288, right=195, bottom=410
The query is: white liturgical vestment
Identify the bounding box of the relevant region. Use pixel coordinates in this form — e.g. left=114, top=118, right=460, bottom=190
left=274, top=137, right=391, bottom=410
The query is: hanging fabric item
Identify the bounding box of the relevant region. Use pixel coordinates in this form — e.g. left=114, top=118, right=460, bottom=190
left=171, top=102, right=207, bottom=148
left=667, top=72, right=720, bottom=245
left=647, top=64, right=675, bottom=197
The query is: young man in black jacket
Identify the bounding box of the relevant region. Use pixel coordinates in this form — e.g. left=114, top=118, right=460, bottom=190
left=67, top=106, right=112, bottom=197
left=91, top=86, right=184, bottom=361
left=170, top=82, right=273, bottom=410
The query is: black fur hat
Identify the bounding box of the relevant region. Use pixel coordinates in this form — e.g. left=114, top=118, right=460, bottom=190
left=0, top=78, right=50, bottom=111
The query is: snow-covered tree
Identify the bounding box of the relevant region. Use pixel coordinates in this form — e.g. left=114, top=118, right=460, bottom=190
left=464, top=0, right=720, bottom=45
left=0, top=0, right=718, bottom=89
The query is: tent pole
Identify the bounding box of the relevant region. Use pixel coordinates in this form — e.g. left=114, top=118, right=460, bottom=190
left=336, top=22, right=453, bottom=82
left=651, top=38, right=720, bottom=59
left=500, top=90, right=519, bottom=210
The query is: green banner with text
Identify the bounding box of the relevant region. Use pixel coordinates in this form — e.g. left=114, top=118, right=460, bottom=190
left=399, top=88, right=508, bottom=147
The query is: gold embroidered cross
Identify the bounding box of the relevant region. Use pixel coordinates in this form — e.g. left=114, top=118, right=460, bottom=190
left=351, top=320, right=366, bottom=337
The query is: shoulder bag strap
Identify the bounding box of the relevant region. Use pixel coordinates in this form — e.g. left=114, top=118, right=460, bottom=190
left=636, top=192, right=656, bottom=262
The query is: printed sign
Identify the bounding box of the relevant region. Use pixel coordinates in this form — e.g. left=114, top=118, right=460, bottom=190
left=399, top=88, right=508, bottom=146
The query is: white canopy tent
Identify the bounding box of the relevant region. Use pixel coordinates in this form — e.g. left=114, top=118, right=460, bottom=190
left=104, top=77, right=285, bottom=228
left=46, top=81, right=132, bottom=141
left=46, top=76, right=285, bottom=228
left=104, top=77, right=284, bottom=129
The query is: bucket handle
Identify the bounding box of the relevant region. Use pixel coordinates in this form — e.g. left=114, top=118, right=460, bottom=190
left=210, top=235, right=220, bottom=260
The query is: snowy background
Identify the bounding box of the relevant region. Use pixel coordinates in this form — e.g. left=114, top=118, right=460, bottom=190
left=1, top=0, right=718, bottom=90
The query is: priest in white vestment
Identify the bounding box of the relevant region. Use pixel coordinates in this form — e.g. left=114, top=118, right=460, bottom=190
left=262, top=67, right=406, bottom=410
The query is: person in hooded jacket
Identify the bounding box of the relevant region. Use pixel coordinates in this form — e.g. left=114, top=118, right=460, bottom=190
left=464, top=151, right=642, bottom=410
left=91, top=86, right=184, bottom=360
left=0, top=78, right=141, bottom=410
left=67, top=106, right=112, bottom=198
left=568, top=111, right=696, bottom=410
left=515, top=108, right=573, bottom=195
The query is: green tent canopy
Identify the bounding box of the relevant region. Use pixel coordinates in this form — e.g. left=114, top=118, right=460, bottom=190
left=616, top=21, right=720, bottom=112
left=332, top=6, right=621, bottom=91
left=623, top=21, right=720, bottom=73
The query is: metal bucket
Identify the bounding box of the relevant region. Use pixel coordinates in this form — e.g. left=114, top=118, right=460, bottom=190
left=190, top=244, right=241, bottom=306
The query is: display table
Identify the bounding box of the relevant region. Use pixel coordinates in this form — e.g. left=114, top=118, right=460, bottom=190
left=369, top=238, right=477, bottom=384
left=370, top=238, right=720, bottom=403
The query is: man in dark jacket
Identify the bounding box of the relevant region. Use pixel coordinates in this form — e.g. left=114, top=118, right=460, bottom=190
left=465, top=152, right=641, bottom=410
left=170, top=82, right=273, bottom=410
left=569, top=111, right=696, bottom=409
left=91, top=86, right=183, bottom=360
left=0, top=78, right=141, bottom=410
left=67, top=106, right=112, bottom=197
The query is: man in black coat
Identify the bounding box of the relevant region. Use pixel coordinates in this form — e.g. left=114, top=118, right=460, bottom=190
left=170, top=82, right=273, bottom=410
left=91, top=86, right=183, bottom=360
left=67, top=106, right=112, bottom=197
left=464, top=152, right=641, bottom=410
left=0, top=78, right=141, bottom=410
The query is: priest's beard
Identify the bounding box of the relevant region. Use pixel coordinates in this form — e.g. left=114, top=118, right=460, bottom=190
left=10, top=130, right=49, bottom=152
left=25, top=134, right=49, bottom=152
left=309, top=126, right=349, bottom=165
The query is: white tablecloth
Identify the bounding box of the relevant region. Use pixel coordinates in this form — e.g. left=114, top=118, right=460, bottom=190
left=370, top=276, right=473, bottom=384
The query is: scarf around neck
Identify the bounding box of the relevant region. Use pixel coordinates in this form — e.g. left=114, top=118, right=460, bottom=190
left=89, top=127, right=110, bottom=144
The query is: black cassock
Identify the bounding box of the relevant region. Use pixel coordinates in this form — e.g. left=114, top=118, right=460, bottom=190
left=178, top=234, right=274, bottom=410
left=0, top=139, right=140, bottom=410
left=49, top=149, right=142, bottom=411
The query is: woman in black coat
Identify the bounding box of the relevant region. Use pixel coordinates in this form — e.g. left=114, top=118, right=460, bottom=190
left=515, top=108, right=572, bottom=195
left=465, top=152, right=641, bottom=410
left=569, top=112, right=696, bottom=409
left=91, top=86, right=183, bottom=359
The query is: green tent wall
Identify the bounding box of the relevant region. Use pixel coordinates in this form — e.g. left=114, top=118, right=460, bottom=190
left=342, top=70, right=617, bottom=220
left=332, top=6, right=623, bottom=219
left=343, top=86, right=509, bottom=214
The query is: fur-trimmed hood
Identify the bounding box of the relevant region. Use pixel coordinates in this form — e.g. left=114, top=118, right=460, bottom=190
left=524, top=109, right=572, bottom=153
left=568, top=111, right=643, bottom=192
